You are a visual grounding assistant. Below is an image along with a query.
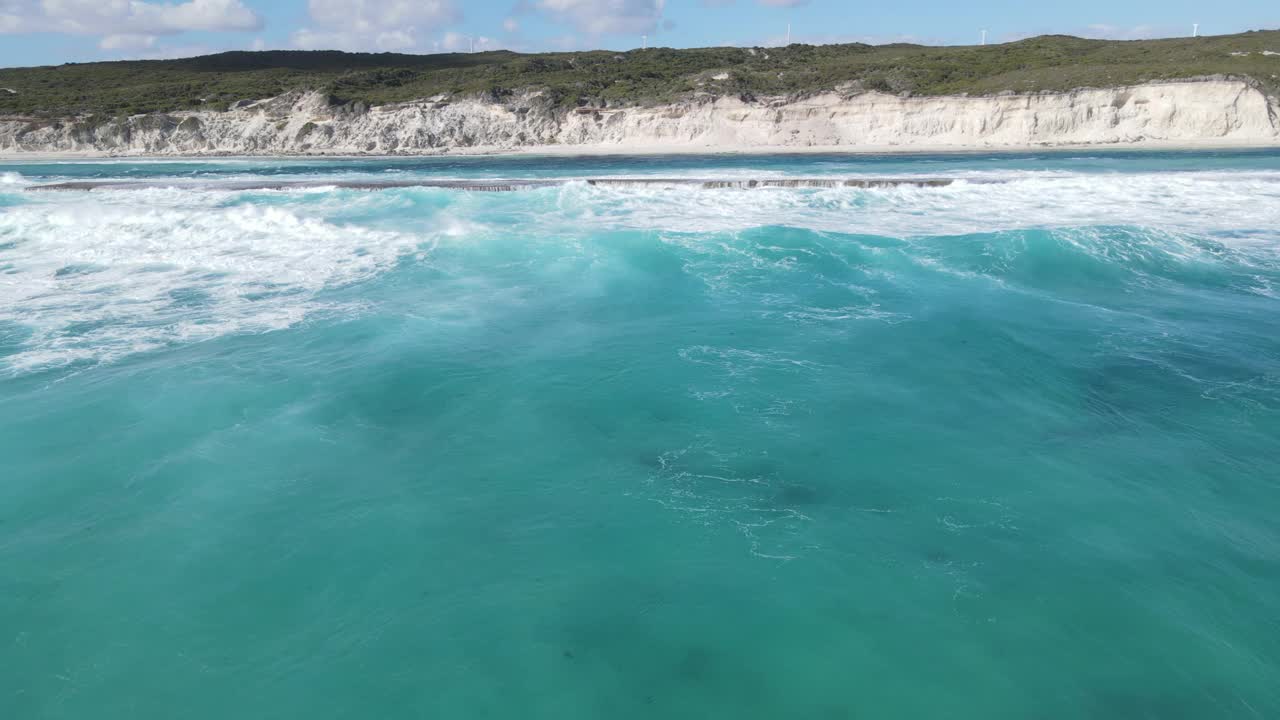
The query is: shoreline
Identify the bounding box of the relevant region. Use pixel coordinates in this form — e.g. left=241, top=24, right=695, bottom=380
left=2, top=138, right=1279, bottom=163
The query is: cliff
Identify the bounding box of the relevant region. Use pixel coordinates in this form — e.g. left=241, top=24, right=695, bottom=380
left=2, top=80, right=1277, bottom=156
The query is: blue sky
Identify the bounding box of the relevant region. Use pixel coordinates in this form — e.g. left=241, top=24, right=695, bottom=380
left=1, top=0, right=1276, bottom=68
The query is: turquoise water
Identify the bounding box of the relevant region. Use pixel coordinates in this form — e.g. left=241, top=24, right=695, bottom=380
left=3, top=151, right=1280, bottom=718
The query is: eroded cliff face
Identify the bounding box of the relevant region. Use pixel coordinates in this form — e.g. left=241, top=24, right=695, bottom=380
left=2, top=80, right=1277, bottom=155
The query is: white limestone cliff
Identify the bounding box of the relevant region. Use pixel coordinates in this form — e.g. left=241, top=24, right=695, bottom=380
left=1, top=80, right=1276, bottom=156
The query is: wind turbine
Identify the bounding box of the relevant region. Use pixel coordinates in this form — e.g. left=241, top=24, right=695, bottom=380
left=981, top=29, right=988, bottom=46
left=785, top=23, right=791, bottom=45
left=1192, top=23, right=1200, bottom=37
left=642, top=34, right=647, bottom=49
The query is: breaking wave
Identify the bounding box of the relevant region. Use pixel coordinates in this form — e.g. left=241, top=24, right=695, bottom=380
left=0, top=194, right=428, bottom=372
left=1, top=167, right=1278, bottom=373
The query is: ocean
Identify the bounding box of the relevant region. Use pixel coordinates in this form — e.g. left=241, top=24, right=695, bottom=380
left=2, top=150, right=1279, bottom=718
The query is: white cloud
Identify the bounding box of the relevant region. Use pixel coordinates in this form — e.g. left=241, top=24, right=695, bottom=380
left=293, top=28, right=420, bottom=52
left=305, top=0, right=457, bottom=33
left=438, top=30, right=467, bottom=51
left=99, top=32, right=156, bottom=50
left=758, top=0, right=808, bottom=6
left=371, top=29, right=414, bottom=50
left=436, top=31, right=503, bottom=52
left=293, top=0, right=460, bottom=52
left=1, top=0, right=261, bottom=35
left=146, top=0, right=258, bottom=32
left=534, top=0, right=666, bottom=36
left=111, top=41, right=217, bottom=60
left=502, top=16, right=519, bottom=33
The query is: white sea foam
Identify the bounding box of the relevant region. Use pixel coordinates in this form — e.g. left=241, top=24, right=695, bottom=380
left=542, top=172, right=1280, bottom=243
left=0, top=194, right=428, bottom=372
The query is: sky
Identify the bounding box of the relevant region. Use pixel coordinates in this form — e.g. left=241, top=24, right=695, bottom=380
left=0, top=0, right=1277, bottom=68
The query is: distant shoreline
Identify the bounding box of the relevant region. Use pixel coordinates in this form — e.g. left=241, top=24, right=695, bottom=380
left=3, top=138, right=1279, bottom=163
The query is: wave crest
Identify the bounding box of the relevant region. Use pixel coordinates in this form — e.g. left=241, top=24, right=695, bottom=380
left=0, top=199, right=427, bottom=372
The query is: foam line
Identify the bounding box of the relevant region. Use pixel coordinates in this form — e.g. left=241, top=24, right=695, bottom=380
left=26, top=177, right=979, bottom=192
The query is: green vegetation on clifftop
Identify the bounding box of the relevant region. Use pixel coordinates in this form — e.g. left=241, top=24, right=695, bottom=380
left=2, top=31, right=1279, bottom=118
